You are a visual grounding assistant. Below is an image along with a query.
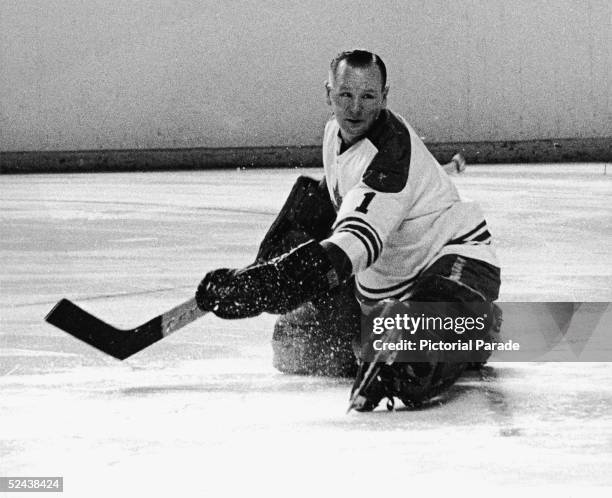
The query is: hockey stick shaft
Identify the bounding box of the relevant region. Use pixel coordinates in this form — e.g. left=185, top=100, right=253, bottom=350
left=45, top=296, right=206, bottom=360
left=159, top=297, right=207, bottom=337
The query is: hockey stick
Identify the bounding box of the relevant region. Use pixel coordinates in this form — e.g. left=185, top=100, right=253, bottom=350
left=45, top=297, right=206, bottom=360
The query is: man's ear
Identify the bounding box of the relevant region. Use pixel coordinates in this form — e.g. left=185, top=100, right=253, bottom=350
left=325, top=81, right=332, bottom=106
left=381, top=85, right=389, bottom=107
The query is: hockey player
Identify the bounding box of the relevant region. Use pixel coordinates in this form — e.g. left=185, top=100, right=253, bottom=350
left=196, top=49, right=501, bottom=411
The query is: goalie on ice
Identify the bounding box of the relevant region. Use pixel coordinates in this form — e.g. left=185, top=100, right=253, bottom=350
left=196, top=49, right=502, bottom=411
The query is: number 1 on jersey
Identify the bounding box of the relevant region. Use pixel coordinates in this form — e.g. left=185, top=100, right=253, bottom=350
left=356, top=192, right=376, bottom=214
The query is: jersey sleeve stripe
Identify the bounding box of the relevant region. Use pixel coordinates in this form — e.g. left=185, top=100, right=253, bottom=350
left=335, top=216, right=384, bottom=250
left=470, top=231, right=492, bottom=243
left=337, top=228, right=374, bottom=266
left=356, top=281, right=415, bottom=301
left=446, top=221, right=488, bottom=245
left=337, top=223, right=381, bottom=262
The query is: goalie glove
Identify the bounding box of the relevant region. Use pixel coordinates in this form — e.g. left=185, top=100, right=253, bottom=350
left=196, top=240, right=347, bottom=319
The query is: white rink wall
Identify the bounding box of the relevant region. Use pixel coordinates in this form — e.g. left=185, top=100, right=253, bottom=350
left=1, top=0, right=611, bottom=152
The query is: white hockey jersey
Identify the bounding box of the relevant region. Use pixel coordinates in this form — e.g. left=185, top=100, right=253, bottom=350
left=321, top=109, right=499, bottom=301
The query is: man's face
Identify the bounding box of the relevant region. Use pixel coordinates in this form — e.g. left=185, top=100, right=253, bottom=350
left=326, top=60, right=388, bottom=146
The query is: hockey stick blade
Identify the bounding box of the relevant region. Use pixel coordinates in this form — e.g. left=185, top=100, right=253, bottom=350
left=45, top=297, right=206, bottom=360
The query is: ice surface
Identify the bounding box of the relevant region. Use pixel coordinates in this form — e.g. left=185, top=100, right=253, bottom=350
left=1, top=165, right=611, bottom=496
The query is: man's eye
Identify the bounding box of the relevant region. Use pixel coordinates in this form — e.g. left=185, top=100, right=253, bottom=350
left=339, top=92, right=351, bottom=98
left=363, top=94, right=375, bottom=99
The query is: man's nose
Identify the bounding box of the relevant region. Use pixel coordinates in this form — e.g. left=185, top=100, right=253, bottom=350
left=348, top=97, right=363, bottom=114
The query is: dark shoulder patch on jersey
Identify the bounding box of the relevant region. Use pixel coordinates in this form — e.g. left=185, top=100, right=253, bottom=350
left=362, top=110, right=412, bottom=193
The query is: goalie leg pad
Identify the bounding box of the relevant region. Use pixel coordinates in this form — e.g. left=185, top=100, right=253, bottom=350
left=351, top=254, right=501, bottom=410
left=256, top=176, right=336, bottom=262
left=272, top=280, right=360, bottom=377
left=399, top=255, right=501, bottom=406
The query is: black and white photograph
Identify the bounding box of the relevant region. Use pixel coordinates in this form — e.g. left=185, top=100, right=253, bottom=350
left=1, top=1, right=611, bottom=496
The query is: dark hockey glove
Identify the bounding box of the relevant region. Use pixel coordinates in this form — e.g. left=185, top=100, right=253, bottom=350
left=196, top=240, right=343, bottom=319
